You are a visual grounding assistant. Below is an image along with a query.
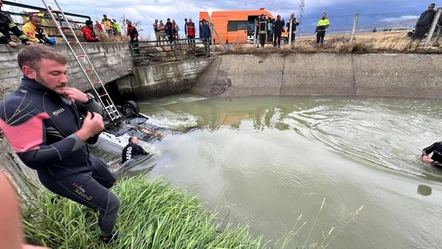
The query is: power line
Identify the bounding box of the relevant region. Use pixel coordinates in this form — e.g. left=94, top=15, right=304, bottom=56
left=298, top=0, right=305, bottom=34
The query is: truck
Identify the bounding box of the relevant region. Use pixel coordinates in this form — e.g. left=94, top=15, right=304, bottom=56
left=199, top=8, right=289, bottom=45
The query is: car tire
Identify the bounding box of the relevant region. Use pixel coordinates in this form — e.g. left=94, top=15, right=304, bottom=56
left=121, top=100, right=140, bottom=115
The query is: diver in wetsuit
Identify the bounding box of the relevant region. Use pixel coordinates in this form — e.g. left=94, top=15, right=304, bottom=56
left=0, top=44, right=119, bottom=244
left=421, top=141, right=442, bottom=166
left=121, top=136, right=149, bottom=164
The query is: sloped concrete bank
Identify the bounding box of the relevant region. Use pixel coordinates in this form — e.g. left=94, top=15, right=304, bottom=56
left=191, top=53, right=442, bottom=99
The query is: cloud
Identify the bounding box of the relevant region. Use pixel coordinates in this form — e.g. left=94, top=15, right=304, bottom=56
left=381, top=15, right=419, bottom=22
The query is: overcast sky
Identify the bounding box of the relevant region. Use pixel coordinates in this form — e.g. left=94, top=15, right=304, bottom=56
left=6, top=0, right=433, bottom=37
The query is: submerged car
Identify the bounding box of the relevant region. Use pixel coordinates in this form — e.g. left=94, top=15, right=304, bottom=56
left=89, top=100, right=198, bottom=153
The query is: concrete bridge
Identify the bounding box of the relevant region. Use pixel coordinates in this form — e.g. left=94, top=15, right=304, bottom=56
left=0, top=42, right=213, bottom=102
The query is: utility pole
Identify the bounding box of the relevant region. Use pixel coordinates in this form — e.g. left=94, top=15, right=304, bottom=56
left=298, top=0, right=305, bottom=35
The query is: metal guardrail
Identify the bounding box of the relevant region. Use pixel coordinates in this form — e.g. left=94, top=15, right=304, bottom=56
left=425, top=7, right=442, bottom=47
left=129, top=38, right=211, bottom=66
left=2, top=0, right=91, bottom=40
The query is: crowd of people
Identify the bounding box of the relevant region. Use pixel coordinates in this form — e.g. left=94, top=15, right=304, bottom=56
left=254, top=12, right=297, bottom=48
left=150, top=17, right=211, bottom=50
left=0, top=1, right=441, bottom=50
left=80, top=14, right=139, bottom=54
left=254, top=12, right=330, bottom=48
left=81, top=14, right=129, bottom=43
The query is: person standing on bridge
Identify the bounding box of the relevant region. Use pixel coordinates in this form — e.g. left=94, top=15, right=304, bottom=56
left=172, top=19, right=180, bottom=40
left=200, top=19, right=211, bottom=54
left=95, top=20, right=104, bottom=33
left=0, top=44, right=120, bottom=244
left=286, top=12, right=300, bottom=48
left=412, top=3, right=437, bottom=41
left=82, top=20, right=99, bottom=42
left=257, top=14, right=268, bottom=48
left=0, top=0, right=30, bottom=47
left=153, top=19, right=160, bottom=46
left=165, top=18, right=176, bottom=48
left=102, top=14, right=113, bottom=36
left=272, top=15, right=284, bottom=48
left=186, top=18, right=196, bottom=47
left=126, top=19, right=139, bottom=54
left=112, top=19, right=122, bottom=36
left=184, top=18, right=189, bottom=42
left=315, top=12, right=330, bottom=46
left=158, top=20, right=165, bottom=46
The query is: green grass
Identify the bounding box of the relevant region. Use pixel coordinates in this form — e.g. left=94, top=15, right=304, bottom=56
left=21, top=175, right=291, bottom=249
left=21, top=175, right=364, bottom=248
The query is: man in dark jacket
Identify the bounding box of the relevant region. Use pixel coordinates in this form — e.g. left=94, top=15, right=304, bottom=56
left=0, top=0, right=30, bottom=47
left=81, top=20, right=99, bottom=42
left=165, top=18, right=175, bottom=46
left=200, top=19, right=211, bottom=42
left=200, top=19, right=211, bottom=54
left=126, top=19, right=139, bottom=54
left=121, top=136, right=149, bottom=164
left=272, top=15, right=285, bottom=48
left=412, top=3, right=436, bottom=40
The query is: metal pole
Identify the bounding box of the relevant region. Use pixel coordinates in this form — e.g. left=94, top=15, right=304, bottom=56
left=350, top=13, right=359, bottom=43
left=435, top=25, right=442, bottom=46
left=425, top=8, right=442, bottom=47
left=288, top=17, right=293, bottom=48
left=254, top=18, right=257, bottom=47
left=208, top=14, right=215, bottom=50
left=211, top=24, right=227, bottom=49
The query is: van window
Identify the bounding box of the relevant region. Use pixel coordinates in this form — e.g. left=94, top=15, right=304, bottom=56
left=227, top=21, right=248, bottom=31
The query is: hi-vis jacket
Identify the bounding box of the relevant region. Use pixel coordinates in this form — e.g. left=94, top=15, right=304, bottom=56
left=316, top=18, right=330, bottom=32
left=22, top=21, right=49, bottom=43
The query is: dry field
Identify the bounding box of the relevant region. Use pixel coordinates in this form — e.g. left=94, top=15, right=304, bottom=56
left=213, top=31, right=442, bottom=54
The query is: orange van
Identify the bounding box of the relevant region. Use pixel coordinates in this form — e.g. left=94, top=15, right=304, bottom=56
left=199, top=8, right=288, bottom=45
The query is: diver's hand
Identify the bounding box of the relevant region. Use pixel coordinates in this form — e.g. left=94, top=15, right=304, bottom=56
left=422, top=155, right=433, bottom=164
left=63, top=87, right=88, bottom=103
left=76, top=112, right=104, bottom=141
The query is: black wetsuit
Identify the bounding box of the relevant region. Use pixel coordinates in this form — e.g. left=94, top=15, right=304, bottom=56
left=121, top=142, right=148, bottom=164
left=422, top=142, right=442, bottom=165
left=0, top=77, right=119, bottom=237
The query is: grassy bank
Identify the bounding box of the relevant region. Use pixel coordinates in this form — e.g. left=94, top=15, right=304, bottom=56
left=21, top=175, right=292, bottom=249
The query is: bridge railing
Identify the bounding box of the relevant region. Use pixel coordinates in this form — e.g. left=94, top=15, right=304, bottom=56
left=130, top=37, right=211, bottom=66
